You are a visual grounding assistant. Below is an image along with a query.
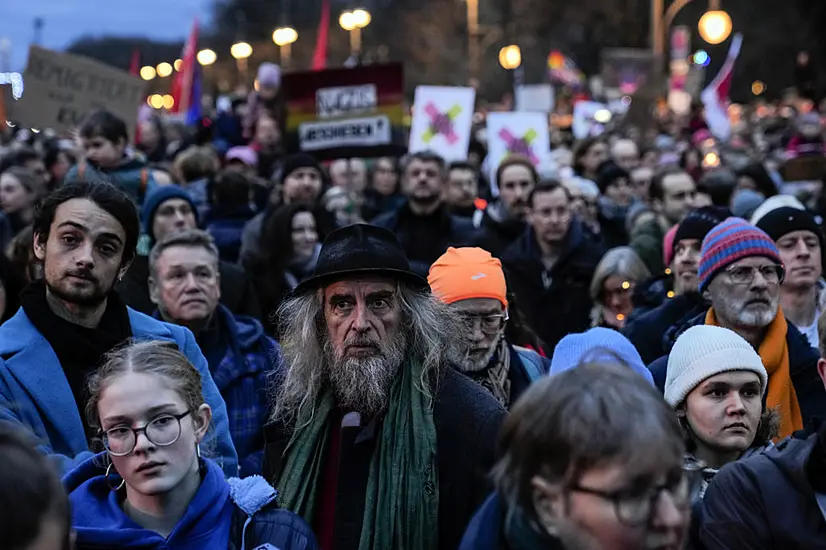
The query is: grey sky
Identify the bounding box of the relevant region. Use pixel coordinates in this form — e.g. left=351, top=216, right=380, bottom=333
left=1, top=0, right=212, bottom=71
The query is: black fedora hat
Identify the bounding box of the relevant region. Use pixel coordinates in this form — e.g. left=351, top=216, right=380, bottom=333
left=294, top=224, right=429, bottom=294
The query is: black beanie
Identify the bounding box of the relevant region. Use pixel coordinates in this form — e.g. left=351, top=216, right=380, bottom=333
left=596, top=160, right=630, bottom=194
left=673, top=206, right=731, bottom=253
left=756, top=206, right=823, bottom=246
left=280, top=153, right=323, bottom=185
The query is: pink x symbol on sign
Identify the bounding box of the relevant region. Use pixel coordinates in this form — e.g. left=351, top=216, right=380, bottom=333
left=498, top=127, right=539, bottom=164
left=423, top=102, right=461, bottom=144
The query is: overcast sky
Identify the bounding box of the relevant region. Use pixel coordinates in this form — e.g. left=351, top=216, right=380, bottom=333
left=1, top=0, right=211, bottom=71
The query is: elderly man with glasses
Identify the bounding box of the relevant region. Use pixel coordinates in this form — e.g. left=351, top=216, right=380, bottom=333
left=429, top=247, right=549, bottom=408
left=648, top=218, right=826, bottom=439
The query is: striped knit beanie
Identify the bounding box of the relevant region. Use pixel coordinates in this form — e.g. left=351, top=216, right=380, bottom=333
left=698, top=217, right=781, bottom=293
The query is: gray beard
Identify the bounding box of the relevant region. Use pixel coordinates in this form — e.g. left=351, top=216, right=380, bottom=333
left=325, top=330, right=408, bottom=416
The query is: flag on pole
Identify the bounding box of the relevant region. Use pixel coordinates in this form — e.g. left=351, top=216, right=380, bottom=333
left=701, top=33, right=743, bottom=141
left=312, top=0, right=330, bottom=70
left=129, top=49, right=141, bottom=76
left=170, top=19, right=202, bottom=124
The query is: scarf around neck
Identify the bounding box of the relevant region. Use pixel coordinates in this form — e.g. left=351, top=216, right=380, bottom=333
left=705, top=307, right=803, bottom=438
left=275, top=357, right=439, bottom=550
left=467, top=337, right=511, bottom=407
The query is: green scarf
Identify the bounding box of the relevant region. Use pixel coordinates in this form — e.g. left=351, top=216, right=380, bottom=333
left=275, top=358, right=439, bottom=550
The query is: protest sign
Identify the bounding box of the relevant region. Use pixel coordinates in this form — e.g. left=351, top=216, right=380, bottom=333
left=12, top=46, right=145, bottom=135
left=572, top=101, right=609, bottom=139
left=408, top=86, right=475, bottom=162
left=486, top=112, right=551, bottom=195
left=281, top=63, right=406, bottom=159
left=515, top=84, right=555, bottom=113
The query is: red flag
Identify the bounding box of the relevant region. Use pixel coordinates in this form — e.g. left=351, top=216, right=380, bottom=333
left=312, top=0, right=330, bottom=70
left=129, top=49, right=140, bottom=75
left=701, top=33, right=743, bottom=141
left=171, top=19, right=199, bottom=115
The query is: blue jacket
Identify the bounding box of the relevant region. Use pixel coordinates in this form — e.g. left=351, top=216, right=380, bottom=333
left=65, top=155, right=158, bottom=205
left=459, top=493, right=565, bottom=550
left=0, top=307, right=238, bottom=476
left=65, top=453, right=318, bottom=550
left=206, top=207, right=257, bottom=264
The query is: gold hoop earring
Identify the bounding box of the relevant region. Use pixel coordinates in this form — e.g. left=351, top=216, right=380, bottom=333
left=105, top=462, right=126, bottom=491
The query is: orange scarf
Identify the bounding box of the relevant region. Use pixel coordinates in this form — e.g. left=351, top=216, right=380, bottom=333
left=705, top=307, right=804, bottom=438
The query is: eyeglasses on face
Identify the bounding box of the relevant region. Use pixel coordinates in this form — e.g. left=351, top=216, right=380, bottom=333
left=101, top=410, right=192, bottom=457
left=458, top=312, right=509, bottom=335
left=724, top=264, right=785, bottom=286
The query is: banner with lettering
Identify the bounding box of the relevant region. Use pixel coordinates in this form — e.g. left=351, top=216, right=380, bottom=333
left=408, top=86, right=475, bottom=162
left=281, top=63, right=406, bottom=159
left=486, top=112, right=551, bottom=195
left=12, top=46, right=145, bottom=136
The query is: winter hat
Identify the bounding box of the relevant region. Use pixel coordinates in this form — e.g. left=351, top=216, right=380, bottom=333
left=698, top=218, right=781, bottom=293
left=256, top=63, right=282, bottom=88
left=550, top=328, right=654, bottom=386
left=750, top=195, right=806, bottom=226
left=673, top=206, right=732, bottom=256
left=756, top=206, right=822, bottom=247
left=731, top=189, right=766, bottom=220
left=225, top=146, right=258, bottom=168
left=280, top=153, right=323, bottom=185
left=141, top=185, right=199, bottom=237
left=665, top=325, right=768, bottom=407
left=663, top=224, right=679, bottom=267
left=428, top=247, right=508, bottom=308
left=596, top=160, right=630, bottom=195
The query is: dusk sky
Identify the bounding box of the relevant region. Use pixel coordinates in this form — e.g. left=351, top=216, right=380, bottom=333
left=2, top=0, right=212, bottom=71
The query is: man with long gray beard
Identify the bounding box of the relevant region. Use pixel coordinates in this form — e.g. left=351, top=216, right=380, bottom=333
left=263, top=224, right=506, bottom=550
left=647, top=218, right=826, bottom=439
left=428, top=246, right=548, bottom=408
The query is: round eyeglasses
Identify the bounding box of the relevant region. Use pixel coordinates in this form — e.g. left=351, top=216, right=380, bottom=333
left=101, top=410, right=192, bottom=457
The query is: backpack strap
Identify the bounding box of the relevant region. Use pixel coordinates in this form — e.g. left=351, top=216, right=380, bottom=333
left=515, top=346, right=547, bottom=382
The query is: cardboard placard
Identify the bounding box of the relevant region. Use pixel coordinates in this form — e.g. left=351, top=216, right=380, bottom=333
left=281, top=63, right=406, bottom=159
left=572, top=101, right=609, bottom=140
left=12, top=46, right=145, bottom=136
left=515, top=84, right=555, bottom=113
left=486, top=112, right=551, bottom=195
left=408, top=86, right=475, bottom=162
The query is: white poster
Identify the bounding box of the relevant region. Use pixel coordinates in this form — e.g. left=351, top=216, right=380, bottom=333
left=486, top=112, right=551, bottom=195
left=515, top=84, right=555, bottom=113
left=409, top=86, right=476, bottom=162
left=572, top=101, right=610, bottom=140
left=299, top=115, right=391, bottom=152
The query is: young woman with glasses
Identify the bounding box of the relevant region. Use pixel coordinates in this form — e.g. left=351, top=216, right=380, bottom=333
left=62, top=340, right=318, bottom=550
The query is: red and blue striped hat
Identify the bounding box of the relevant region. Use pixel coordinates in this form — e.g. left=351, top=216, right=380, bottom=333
left=698, top=217, right=781, bottom=293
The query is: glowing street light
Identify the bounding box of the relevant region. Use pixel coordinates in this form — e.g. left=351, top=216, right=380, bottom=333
left=273, top=27, right=299, bottom=68
left=196, top=49, right=217, bottom=66
left=230, top=42, right=253, bottom=60
left=752, top=80, right=766, bottom=96
left=698, top=9, right=732, bottom=45
left=498, top=45, right=521, bottom=70
left=340, top=8, right=371, bottom=58
left=156, top=62, right=173, bottom=78
left=139, top=66, right=157, bottom=80
left=149, top=94, right=164, bottom=109
left=174, top=59, right=183, bottom=71
left=162, top=94, right=175, bottom=110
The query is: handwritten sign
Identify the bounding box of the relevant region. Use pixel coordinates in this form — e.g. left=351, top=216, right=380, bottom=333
left=11, top=46, right=145, bottom=135
left=486, top=112, right=551, bottom=195
left=409, top=86, right=475, bottom=162
left=316, top=84, right=377, bottom=119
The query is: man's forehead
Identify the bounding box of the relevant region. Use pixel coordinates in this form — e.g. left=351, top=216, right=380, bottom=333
left=779, top=229, right=819, bottom=241
left=53, top=199, right=125, bottom=237
left=158, top=198, right=190, bottom=210
left=324, top=277, right=398, bottom=297
left=158, top=245, right=215, bottom=266
left=728, top=256, right=776, bottom=267
left=452, top=298, right=503, bottom=313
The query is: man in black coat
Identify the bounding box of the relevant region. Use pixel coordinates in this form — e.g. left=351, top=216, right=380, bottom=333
left=501, top=180, right=604, bottom=353
left=372, top=151, right=478, bottom=277
left=263, top=224, right=505, bottom=550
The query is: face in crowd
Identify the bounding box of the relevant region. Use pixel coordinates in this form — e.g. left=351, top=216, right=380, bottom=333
left=579, top=141, right=608, bottom=177
left=283, top=167, right=323, bottom=206
left=151, top=243, right=221, bottom=330
left=611, top=139, right=640, bottom=172
left=604, top=176, right=635, bottom=208
left=707, top=256, right=783, bottom=332
left=672, top=239, right=702, bottom=295
left=0, top=170, right=36, bottom=216
left=452, top=298, right=507, bottom=372
left=372, top=157, right=398, bottom=196
left=776, top=230, right=821, bottom=291
left=152, top=199, right=197, bottom=242
left=630, top=167, right=654, bottom=202
left=498, top=163, right=535, bottom=220
left=82, top=134, right=127, bottom=170
left=34, top=198, right=130, bottom=308
left=401, top=157, right=444, bottom=210
left=446, top=166, right=479, bottom=210
left=291, top=210, right=319, bottom=259
left=529, top=185, right=572, bottom=247
left=330, top=158, right=368, bottom=194
left=654, top=172, right=697, bottom=226
left=254, top=116, right=281, bottom=149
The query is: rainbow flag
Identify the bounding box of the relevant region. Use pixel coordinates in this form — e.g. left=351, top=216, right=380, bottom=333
left=547, top=50, right=585, bottom=88
left=170, top=20, right=202, bottom=124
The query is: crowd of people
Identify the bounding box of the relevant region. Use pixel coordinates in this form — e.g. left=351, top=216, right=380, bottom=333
left=3, top=61, right=826, bottom=549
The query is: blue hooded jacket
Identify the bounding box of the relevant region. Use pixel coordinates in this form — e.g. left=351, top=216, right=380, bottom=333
left=65, top=453, right=318, bottom=550
left=65, top=155, right=158, bottom=205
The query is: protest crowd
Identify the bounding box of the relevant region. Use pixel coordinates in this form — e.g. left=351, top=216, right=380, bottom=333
left=5, top=12, right=826, bottom=550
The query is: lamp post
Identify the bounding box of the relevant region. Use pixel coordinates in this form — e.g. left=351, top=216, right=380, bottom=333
left=339, top=8, right=371, bottom=60
left=273, top=27, right=298, bottom=68
left=467, top=0, right=479, bottom=83
left=230, top=41, right=253, bottom=81
left=652, top=0, right=732, bottom=56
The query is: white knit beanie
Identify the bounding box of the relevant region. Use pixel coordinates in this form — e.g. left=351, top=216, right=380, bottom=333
left=665, top=325, right=769, bottom=407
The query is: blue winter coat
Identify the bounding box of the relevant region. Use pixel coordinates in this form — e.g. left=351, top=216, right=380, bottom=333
left=0, top=307, right=238, bottom=476
left=65, top=155, right=158, bottom=205
left=65, top=453, right=318, bottom=550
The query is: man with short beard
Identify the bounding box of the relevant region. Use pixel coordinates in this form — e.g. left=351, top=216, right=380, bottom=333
left=263, top=224, right=506, bottom=550
left=428, top=247, right=548, bottom=408
left=0, top=181, right=237, bottom=475
left=648, top=218, right=826, bottom=439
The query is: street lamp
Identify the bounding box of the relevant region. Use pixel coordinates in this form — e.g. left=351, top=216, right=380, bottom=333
left=498, top=45, right=521, bottom=70
left=339, top=8, right=371, bottom=59
left=273, top=27, right=298, bottom=68
left=652, top=0, right=731, bottom=56
left=197, top=49, right=217, bottom=66
left=698, top=9, right=732, bottom=44
left=156, top=62, right=173, bottom=78
left=230, top=41, right=253, bottom=80
left=139, top=66, right=157, bottom=81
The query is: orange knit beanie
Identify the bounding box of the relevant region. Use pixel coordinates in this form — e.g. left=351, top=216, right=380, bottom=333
left=428, top=247, right=508, bottom=307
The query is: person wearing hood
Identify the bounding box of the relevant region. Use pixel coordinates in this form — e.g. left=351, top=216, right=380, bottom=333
left=64, top=340, right=318, bottom=550
left=117, top=186, right=260, bottom=320
left=149, top=230, right=278, bottom=477
left=203, top=169, right=257, bottom=264
left=624, top=206, right=730, bottom=364
left=596, top=160, right=636, bottom=249
left=66, top=109, right=159, bottom=206
left=502, top=180, right=604, bottom=352
left=473, top=155, right=536, bottom=257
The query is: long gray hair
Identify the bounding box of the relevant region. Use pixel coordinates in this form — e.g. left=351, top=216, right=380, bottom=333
left=270, top=281, right=460, bottom=428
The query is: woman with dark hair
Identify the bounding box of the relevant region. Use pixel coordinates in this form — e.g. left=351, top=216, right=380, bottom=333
left=735, top=162, right=779, bottom=199
left=247, top=204, right=321, bottom=333
left=362, top=156, right=405, bottom=221
left=572, top=138, right=608, bottom=182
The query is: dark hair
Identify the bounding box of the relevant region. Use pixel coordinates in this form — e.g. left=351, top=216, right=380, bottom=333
left=650, top=167, right=691, bottom=202
left=572, top=137, right=603, bottom=177
left=0, top=147, right=41, bottom=174
left=698, top=169, right=737, bottom=207
left=0, top=422, right=71, bottom=550
left=736, top=162, right=779, bottom=198
left=528, top=179, right=569, bottom=208
left=402, top=151, right=446, bottom=173
left=504, top=291, right=548, bottom=355
left=0, top=253, right=26, bottom=323
left=79, top=109, right=129, bottom=144
left=492, top=362, right=684, bottom=529
left=469, top=138, right=487, bottom=162
left=32, top=181, right=140, bottom=268
left=448, top=161, right=476, bottom=173
left=496, top=155, right=538, bottom=187
left=8, top=225, right=39, bottom=283
left=209, top=169, right=251, bottom=208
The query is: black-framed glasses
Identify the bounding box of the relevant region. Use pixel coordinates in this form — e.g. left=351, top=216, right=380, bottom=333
left=458, top=312, right=509, bottom=335
left=724, top=264, right=785, bottom=286
left=569, top=473, right=691, bottom=527
left=101, top=410, right=192, bottom=457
